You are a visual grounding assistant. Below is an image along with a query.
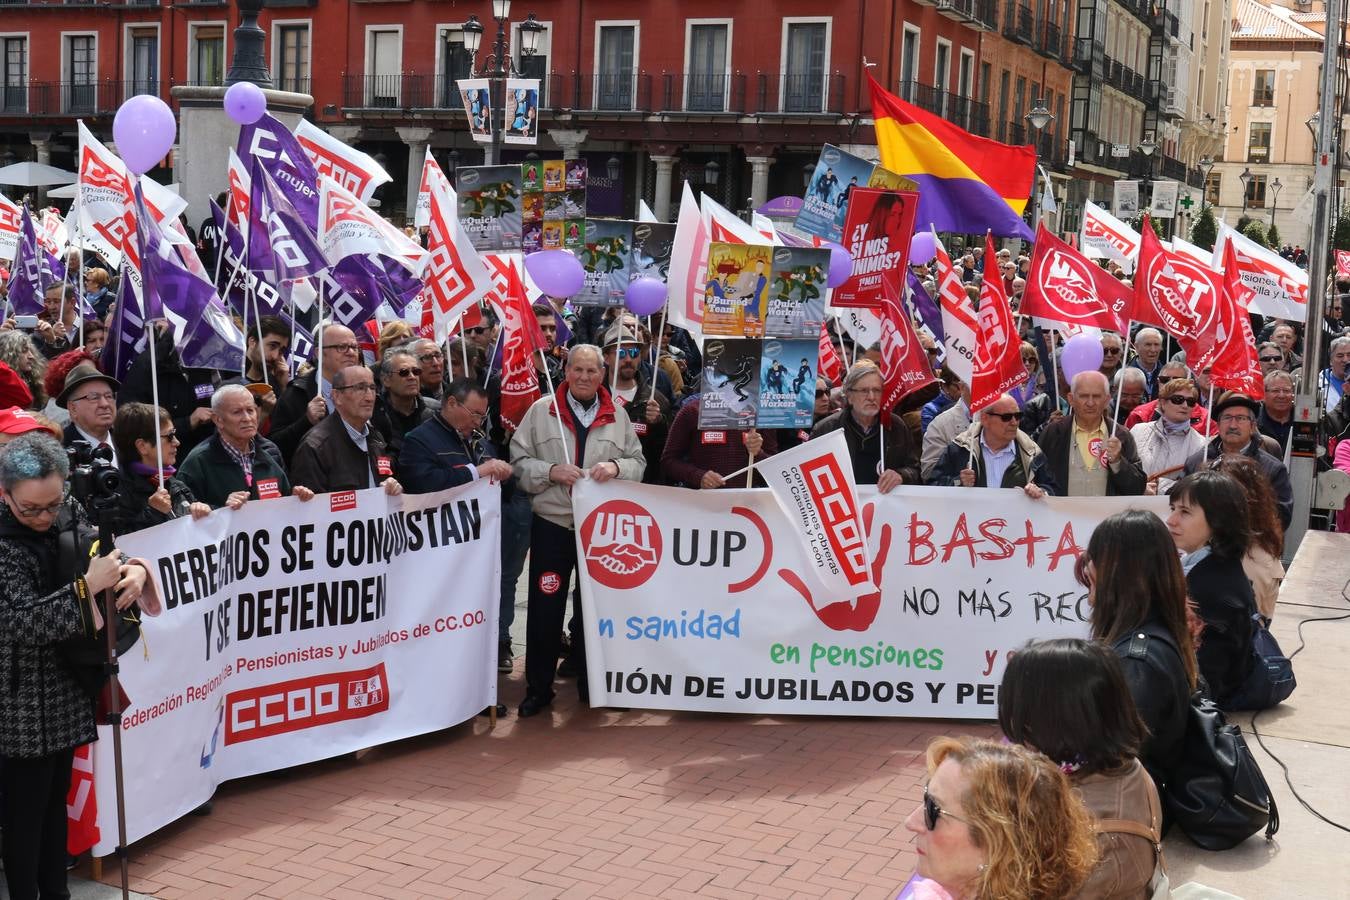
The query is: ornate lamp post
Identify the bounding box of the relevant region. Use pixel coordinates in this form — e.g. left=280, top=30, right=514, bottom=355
left=1198, top=155, right=1214, bottom=211
left=1024, top=99, right=1053, bottom=233
left=1239, top=166, right=1254, bottom=217
left=225, top=0, right=272, bottom=87
left=459, top=2, right=544, bottom=165
left=1269, top=176, right=1283, bottom=230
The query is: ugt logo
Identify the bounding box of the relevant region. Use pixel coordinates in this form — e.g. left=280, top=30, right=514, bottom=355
left=580, top=499, right=661, bottom=589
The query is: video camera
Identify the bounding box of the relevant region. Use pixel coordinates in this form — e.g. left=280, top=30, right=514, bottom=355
left=66, top=439, right=121, bottom=507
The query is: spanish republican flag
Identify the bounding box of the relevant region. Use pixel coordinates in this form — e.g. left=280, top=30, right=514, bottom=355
left=868, top=76, right=1036, bottom=240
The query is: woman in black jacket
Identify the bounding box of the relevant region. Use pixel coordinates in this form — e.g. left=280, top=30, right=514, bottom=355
left=1078, top=509, right=1199, bottom=796
left=1167, top=470, right=1257, bottom=707
left=110, top=402, right=211, bottom=535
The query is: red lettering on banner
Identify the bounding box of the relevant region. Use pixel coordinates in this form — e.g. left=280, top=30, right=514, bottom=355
left=906, top=513, right=1073, bottom=570
left=800, top=456, right=870, bottom=587
left=330, top=490, right=357, bottom=512
left=224, top=663, right=389, bottom=745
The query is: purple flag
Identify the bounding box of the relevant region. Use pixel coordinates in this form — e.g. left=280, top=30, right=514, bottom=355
left=246, top=158, right=328, bottom=282
left=236, top=114, right=321, bottom=231
left=214, top=198, right=289, bottom=321
left=906, top=271, right=945, bottom=347
left=101, top=270, right=146, bottom=383
left=324, top=255, right=418, bottom=329
left=7, top=205, right=47, bottom=316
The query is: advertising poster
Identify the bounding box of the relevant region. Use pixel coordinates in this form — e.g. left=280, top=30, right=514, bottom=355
left=764, top=246, right=830, bottom=338
left=565, top=160, right=588, bottom=190
left=521, top=161, right=543, bottom=192
left=457, top=79, right=492, bottom=143
left=1113, top=180, right=1140, bottom=218
left=503, top=78, right=540, bottom=145
left=832, top=188, right=920, bottom=310
left=563, top=219, right=586, bottom=250
left=699, top=337, right=762, bottom=429
left=703, top=242, right=774, bottom=337
left=543, top=160, right=566, bottom=192
left=576, top=218, right=633, bottom=307
left=795, top=145, right=918, bottom=244
left=455, top=165, right=523, bottom=252
left=630, top=221, right=677, bottom=284
left=756, top=338, right=818, bottom=428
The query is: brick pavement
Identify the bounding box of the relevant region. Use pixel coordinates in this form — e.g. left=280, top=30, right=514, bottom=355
left=91, top=667, right=996, bottom=900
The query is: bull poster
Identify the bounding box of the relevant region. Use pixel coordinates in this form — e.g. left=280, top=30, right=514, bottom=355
left=764, top=246, right=829, bottom=339
left=699, top=338, right=761, bottom=428
left=575, top=219, right=633, bottom=307
left=757, top=339, right=818, bottom=428
left=457, top=78, right=492, bottom=143
left=832, top=188, right=920, bottom=309
left=503, top=78, right=540, bottom=145
left=703, top=242, right=773, bottom=337
left=455, top=165, right=523, bottom=252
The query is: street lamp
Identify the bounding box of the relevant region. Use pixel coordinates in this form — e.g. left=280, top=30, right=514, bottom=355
left=704, top=159, right=721, bottom=186
left=1269, top=176, right=1282, bottom=228
left=1024, top=99, right=1054, bottom=233
left=1307, top=112, right=1320, bottom=149
left=1198, top=155, right=1214, bottom=211
left=459, top=3, right=544, bottom=165
left=606, top=156, right=622, bottom=181
left=1238, top=166, right=1254, bottom=216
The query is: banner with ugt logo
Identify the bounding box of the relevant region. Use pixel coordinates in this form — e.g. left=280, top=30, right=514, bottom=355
left=573, top=466, right=1165, bottom=718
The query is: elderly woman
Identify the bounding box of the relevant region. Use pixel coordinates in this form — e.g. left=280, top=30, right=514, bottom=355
left=82, top=268, right=113, bottom=321
left=111, top=402, right=212, bottom=535
left=1129, top=377, right=1207, bottom=493
left=905, top=737, right=1098, bottom=899
left=0, top=432, right=158, bottom=900
left=810, top=362, right=920, bottom=492
left=0, top=329, right=49, bottom=413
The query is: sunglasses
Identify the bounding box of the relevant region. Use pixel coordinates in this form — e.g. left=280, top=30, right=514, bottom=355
left=815, top=389, right=829, bottom=398
left=612, top=347, right=640, bottom=359
left=1166, top=395, right=1199, bottom=407
left=923, top=789, right=969, bottom=831
left=1259, top=355, right=1282, bottom=363
left=466, top=327, right=487, bottom=335
left=160, top=430, right=179, bottom=443
left=986, top=410, right=1022, bottom=422
left=1103, top=347, right=1122, bottom=355
left=394, top=367, right=423, bottom=378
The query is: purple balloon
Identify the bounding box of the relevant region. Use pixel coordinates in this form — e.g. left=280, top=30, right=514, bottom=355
left=524, top=249, right=585, bottom=298
left=113, top=95, right=177, bottom=176
left=224, top=81, right=268, bottom=126
left=910, top=231, right=937, bottom=266
left=1060, top=333, right=1105, bottom=383
left=825, top=242, right=852, bottom=288
left=625, top=277, right=667, bottom=315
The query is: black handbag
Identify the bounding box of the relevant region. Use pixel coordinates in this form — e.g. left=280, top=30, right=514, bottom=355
left=1164, top=690, right=1279, bottom=850
left=1226, top=613, right=1296, bottom=712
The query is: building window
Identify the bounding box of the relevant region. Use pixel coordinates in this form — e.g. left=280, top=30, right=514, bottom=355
left=192, top=26, right=223, bottom=87
left=686, top=23, right=728, bottom=111
left=65, top=35, right=96, bottom=112
left=440, top=29, right=472, bottom=108
left=1, top=37, right=26, bottom=113
left=979, top=61, right=991, bottom=104
left=1205, top=172, right=1220, bottom=206
left=1248, top=122, right=1271, bottom=162
left=1252, top=69, right=1274, bottom=107
left=367, top=29, right=400, bottom=108
left=597, top=25, right=636, bottom=110
left=1246, top=172, right=1266, bottom=208
left=899, top=27, right=919, bottom=101
left=998, top=70, right=1010, bottom=141
left=277, top=25, right=309, bottom=94
left=783, top=21, right=827, bottom=113
left=934, top=41, right=950, bottom=94
left=129, top=29, right=158, bottom=96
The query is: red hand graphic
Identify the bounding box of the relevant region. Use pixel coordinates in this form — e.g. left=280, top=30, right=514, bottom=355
left=778, top=502, right=893, bottom=632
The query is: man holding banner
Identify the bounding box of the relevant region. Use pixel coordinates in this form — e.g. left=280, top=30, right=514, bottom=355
left=290, top=366, right=403, bottom=496
left=930, top=393, right=1053, bottom=495
left=510, top=345, right=645, bottom=717
left=1037, top=372, right=1146, bottom=497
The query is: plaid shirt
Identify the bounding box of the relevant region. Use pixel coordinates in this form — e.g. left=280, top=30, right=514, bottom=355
left=220, top=437, right=255, bottom=487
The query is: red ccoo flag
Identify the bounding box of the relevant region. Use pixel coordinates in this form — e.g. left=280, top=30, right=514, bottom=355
left=1208, top=239, right=1265, bottom=399
left=497, top=262, right=545, bottom=431
left=1020, top=223, right=1128, bottom=331
left=878, top=278, right=938, bottom=415
left=970, top=232, right=1029, bottom=412
left=1132, top=217, right=1221, bottom=364
left=817, top=321, right=844, bottom=387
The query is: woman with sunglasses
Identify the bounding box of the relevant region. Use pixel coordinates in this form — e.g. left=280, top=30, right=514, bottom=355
left=999, top=639, right=1164, bottom=899
left=1129, top=377, right=1207, bottom=493
left=904, top=737, right=1098, bottom=900
left=1166, top=471, right=1257, bottom=708
left=1079, top=510, right=1198, bottom=794
left=110, top=402, right=211, bottom=535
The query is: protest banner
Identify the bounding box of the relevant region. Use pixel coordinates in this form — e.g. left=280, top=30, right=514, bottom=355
left=764, top=246, right=829, bottom=338
left=1213, top=222, right=1309, bottom=322
left=456, top=165, right=524, bottom=252
left=574, top=478, right=1166, bottom=717
left=832, top=188, right=920, bottom=309
left=756, top=339, right=818, bottom=428
left=630, top=221, right=677, bottom=284
left=575, top=219, right=633, bottom=306
left=0, top=192, right=18, bottom=262
left=90, top=481, right=501, bottom=856
left=295, top=119, right=391, bottom=204
left=795, top=144, right=915, bottom=243
left=703, top=243, right=773, bottom=337
left=699, top=337, right=762, bottom=428
left=1080, top=201, right=1140, bottom=273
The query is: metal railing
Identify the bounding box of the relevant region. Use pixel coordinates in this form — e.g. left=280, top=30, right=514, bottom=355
left=0, top=80, right=134, bottom=117
left=751, top=71, right=847, bottom=115
left=1003, top=2, right=1034, bottom=44
left=1160, top=155, right=1187, bottom=181
left=1040, top=21, right=1061, bottom=58
left=898, top=80, right=990, bottom=135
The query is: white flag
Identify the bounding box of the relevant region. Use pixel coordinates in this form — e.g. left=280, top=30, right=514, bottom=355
left=666, top=182, right=709, bottom=336
left=294, top=119, right=391, bottom=204
left=1080, top=201, right=1140, bottom=273
left=318, top=176, right=428, bottom=276
left=934, top=235, right=977, bottom=384
left=424, top=155, right=492, bottom=327
left=1212, top=222, right=1309, bottom=322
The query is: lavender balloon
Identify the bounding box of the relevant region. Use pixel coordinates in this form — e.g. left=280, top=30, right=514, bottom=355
left=113, top=95, right=177, bottom=175
left=824, top=242, right=852, bottom=288
left=910, top=231, right=938, bottom=266
left=1060, top=333, right=1105, bottom=383
left=224, top=81, right=268, bottom=126
left=625, top=277, right=667, bottom=315
left=524, top=250, right=585, bottom=297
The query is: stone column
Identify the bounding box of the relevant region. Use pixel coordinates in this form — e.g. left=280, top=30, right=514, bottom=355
left=326, top=125, right=362, bottom=147
left=547, top=129, right=589, bottom=161
left=651, top=155, right=677, bottom=221
left=747, top=155, right=775, bottom=211
left=396, top=126, right=434, bottom=222
left=31, top=133, right=52, bottom=208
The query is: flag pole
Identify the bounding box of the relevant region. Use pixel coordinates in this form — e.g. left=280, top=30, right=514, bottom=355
left=287, top=281, right=299, bottom=380
left=1110, top=319, right=1133, bottom=428
left=252, top=286, right=269, bottom=389
left=483, top=325, right=502, bottom=388
left=539, top=359, right=572, bottom=468
left=458, top=313, right=471, bottom=375
left=147, top=321, right=164, bottom=478
left=1048, top=327, right=1062, bottom=413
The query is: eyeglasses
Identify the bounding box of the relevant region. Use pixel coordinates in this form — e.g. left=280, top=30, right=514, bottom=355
left=1259, top=356, right=1283, bottom=363
left=335, top=383, right=377, bottom=393
left=1219, top=413, right=1254, bottom=423
left=70, top=391, right=115, bottom=405
left=986, top=410, right=1023, bottom=422
left=453, top=401, right=488, bottom=422
left=923, top=789, right=969, bottom=831
left=612, top=347, right=640, bottom=359
left=847, top=387, right=883, bottom=397
left=1102, top=347, right=1122, bottom=356
left=417, top=351, right=445, bottom=363
left=160, top=430, right=179, bottom=443
left=394, top=367, right=423, bottom=378
left=1166, top=396, right=1199, bottom=407
left=11, top=496, right=65, bottom=520
left=326, top=343, right=361, bottom=354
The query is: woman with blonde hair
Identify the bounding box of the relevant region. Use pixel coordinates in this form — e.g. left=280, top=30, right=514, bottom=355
left=376, top=320, right=414, bottom=362
left=905, top=737, right=1098, bottom=900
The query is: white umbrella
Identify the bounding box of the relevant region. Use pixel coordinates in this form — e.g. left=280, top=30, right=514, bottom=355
left=47, top=184, right=78, bottom=199
left=0, top=161, right=77, bottom=187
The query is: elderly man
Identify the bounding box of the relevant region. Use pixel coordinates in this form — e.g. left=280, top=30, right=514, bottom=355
left=1321, top=335, right=1350, bottom=411
left=291, top=366, right=401, bottom=496
left=1114, top=367, right=1149, bottom=423
left=510, top=344, right=646, bottom=717
left=270, top=323, right=362, bottom=462
left=55, top=360, right=119, bottom=465
left=1185, top=393, right=1293, bottom=527
left=1037, top=371, right=1146, bottom=496
left=1128, top=327, right=1166, bottom=397
left=411, top=338, right=446, bottom=400
left=1258, top=370, right=1296, bottom=449
left=399, top=378, right=517, bottom=671
left=178, top=385, right=314, bottom=509
left=930, top=393, right=1055, bottom=495
left=372, top=346, right=441, bottom=463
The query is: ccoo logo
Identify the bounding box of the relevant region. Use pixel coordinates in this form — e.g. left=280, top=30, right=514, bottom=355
left=580, top=499, right=662, bottom=589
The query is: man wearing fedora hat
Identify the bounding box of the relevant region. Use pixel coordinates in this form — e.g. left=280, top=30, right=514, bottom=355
left=1184, top=392, right=1293, bottom=528
left=56, top=360, right=119, bottom=467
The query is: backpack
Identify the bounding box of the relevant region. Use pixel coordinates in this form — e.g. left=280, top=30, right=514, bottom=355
left=1224, top=612, right=1296, bottom=711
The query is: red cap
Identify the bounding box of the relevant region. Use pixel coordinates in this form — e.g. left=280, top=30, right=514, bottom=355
left=0, top=406, right=49, bottom=436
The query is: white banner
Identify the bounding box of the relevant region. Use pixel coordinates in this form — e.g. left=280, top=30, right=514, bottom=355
left=1080, top=201, right=1140, bottom=273
left=295, top=119, right=392, bottom=204
left=1212, top=222, right=1309, bottom=322
left=574, top=480, right=1165, bottom=717
left=458, top=78, right=493, bottom=144
left=1149, top=181, right=1179, bottom=219
left=92, top=481, right=501, bottom=855
left=502, top=78, right=540, bottom=145
left=0, top=192, right=18, bottom=262
left=319, top=175, right=429, bottom=276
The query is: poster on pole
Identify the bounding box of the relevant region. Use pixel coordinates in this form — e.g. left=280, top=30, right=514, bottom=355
left=1112, top=180, right=1140, bottom=218
left=702, top=242, right=774, bottom=337
left=763, top=246, right=830, bottom=339
left=502, top=78, right=540, bottom=145
left=832, top=187, right=920, bottom=309
left=575, top=219, right=634, bottom=307
left=699, top=337, right=762, bottom=428
left=457, top=79, right=493, bottom=143
left=1149, top=181, right=1179, bottom=219
left=91, top=481, right=501, bottom=856
left=756, top=338, right=819, bottom=428
left=573, top=479, right=1167, bottom=718
left=456, top=165, right=523, bottom=252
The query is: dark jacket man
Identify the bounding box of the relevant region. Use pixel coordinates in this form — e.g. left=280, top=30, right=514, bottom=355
left=177, top=433, right=292, bottom=509
left=1037, top=417, right=1146, bottom=496
left=290, top=414, right=391, bottom=494
left=930, top=421, right=1058, bottom=494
